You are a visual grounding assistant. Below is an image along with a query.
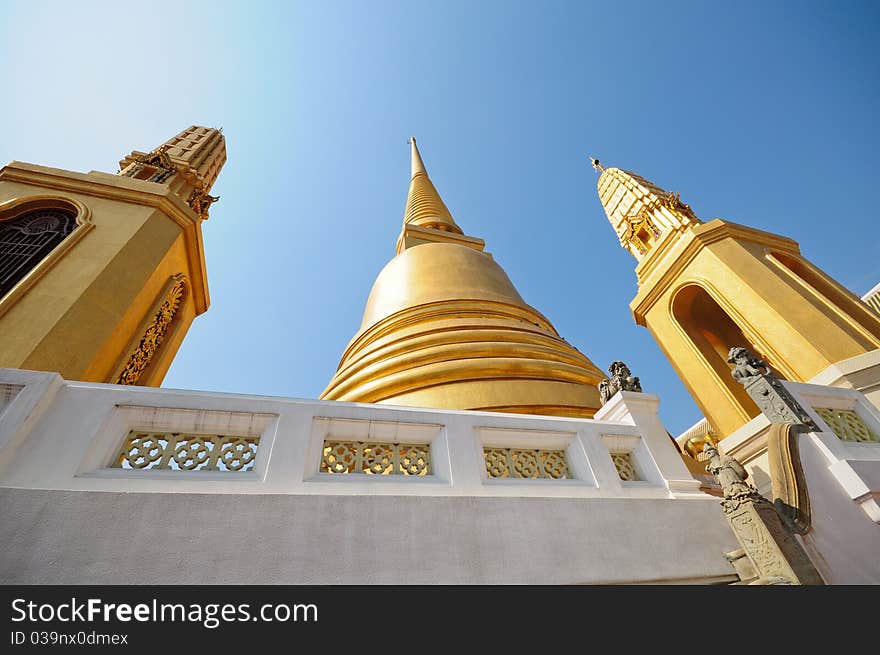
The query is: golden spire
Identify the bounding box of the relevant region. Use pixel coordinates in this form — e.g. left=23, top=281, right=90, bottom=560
left=411, top=136, right=427, bottom=177
left=597, top=165, right=700, bottom=261
left=403, top=138, right=462, bottom=234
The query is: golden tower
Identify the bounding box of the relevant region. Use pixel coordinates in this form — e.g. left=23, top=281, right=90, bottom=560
left=321, top=139, right=604, bottom=416
left=0, top=126, right=226, bottom=386
left=596, top=163, right=880, bottom=437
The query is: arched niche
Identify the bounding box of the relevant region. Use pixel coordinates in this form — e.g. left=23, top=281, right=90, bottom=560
left=671, top=284, right=762, bottom=422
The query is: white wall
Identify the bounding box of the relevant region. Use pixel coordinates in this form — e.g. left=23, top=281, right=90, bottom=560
left=0, top=368, right=740, bottom=584
left=721, top=379, right=880, bottom=583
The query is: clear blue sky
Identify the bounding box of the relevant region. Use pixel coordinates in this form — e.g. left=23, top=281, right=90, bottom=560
left=2, top=1, right=878, bottom=434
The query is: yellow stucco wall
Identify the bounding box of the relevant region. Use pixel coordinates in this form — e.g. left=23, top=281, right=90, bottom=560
left=632, top=219, right=880, bottom=437
left=0, top=163, right=208, bottom=385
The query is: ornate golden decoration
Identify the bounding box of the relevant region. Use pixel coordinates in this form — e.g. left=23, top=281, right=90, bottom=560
left=767, top=423, right=812, bottom=534
left=187, top=188, right=220, bottom=220
left=610, top=452, right=639, bottom=481
left=663, top=191, right=697, bottom=220
left=115, top=431, right=258, bottom=472
left=118, top=128, right=224, bottom=218
left=620, top=208, right=661, bottom=255
left=115, top=275, right=186, bottom=386
left=815, top=407, right=878, bottom=443
left=321, top=441, right=431, bottom=476
left=118, top=144, right=178, bottom=183
left=483, top=448, right=570, bottom=479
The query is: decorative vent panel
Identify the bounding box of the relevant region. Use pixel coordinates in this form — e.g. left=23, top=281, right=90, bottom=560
left=115, top=431, right=258, bottom=471
left=610, top=451, right=639, bottom=481
left=483, top=448, right=570, bottom=479
left=321, top=441, right=431, bottom=476
left=815, top=408, right=878, bottom=443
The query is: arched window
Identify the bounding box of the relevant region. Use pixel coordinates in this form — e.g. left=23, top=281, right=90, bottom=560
left=0, top=208, right=77, bottom=298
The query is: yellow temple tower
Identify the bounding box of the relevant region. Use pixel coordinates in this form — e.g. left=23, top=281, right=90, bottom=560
left=322, top=139, right=604, bottom=417
left=0, top=126, right=226, bottom=386
left=595, top=161, right=880, bottom=437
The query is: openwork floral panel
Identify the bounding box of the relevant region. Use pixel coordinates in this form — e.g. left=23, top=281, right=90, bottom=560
left=610, top=451, right=639, bottom=481
left=815, top=408, right=878, bottom=443
left=321, top=441, right=431, bottom=476
left=115, top=431, right=259, bottom=472
left=483, top=448, right=570, bottom=479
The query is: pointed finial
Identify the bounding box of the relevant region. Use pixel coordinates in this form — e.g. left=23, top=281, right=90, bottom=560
left=410, top=136, right=427, bottom=178
left=402, top=136, right=462, bottom=234
left=590, top=156, right=604, bottom=173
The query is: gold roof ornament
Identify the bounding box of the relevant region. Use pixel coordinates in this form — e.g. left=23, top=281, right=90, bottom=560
left=118, top=126, right=226, bottom=220
left=596, top=165, right=700, bottom=261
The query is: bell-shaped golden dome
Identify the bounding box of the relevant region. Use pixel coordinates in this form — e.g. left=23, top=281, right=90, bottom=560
left=360, top=241, right=526, bottom=329
left=321, top=139, right=603, bottom=417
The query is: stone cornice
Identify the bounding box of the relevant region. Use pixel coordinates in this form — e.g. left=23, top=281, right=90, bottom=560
left=0, top=161, right=210, bottom=314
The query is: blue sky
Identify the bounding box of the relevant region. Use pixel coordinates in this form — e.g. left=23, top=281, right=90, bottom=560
left=2, top=0, right=878, bottom=434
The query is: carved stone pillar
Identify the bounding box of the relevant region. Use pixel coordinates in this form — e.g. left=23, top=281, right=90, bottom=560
left=704, top=443, right=823, bottom=585
left=727, top=346, right=818, bottom=428
left=723, top=493, right=823, bottom=585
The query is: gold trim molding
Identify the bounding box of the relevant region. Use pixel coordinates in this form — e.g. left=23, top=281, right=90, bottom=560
left=662, top=191, right=697, bottom=222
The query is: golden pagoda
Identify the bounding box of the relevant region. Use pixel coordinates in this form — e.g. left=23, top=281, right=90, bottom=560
left=321, top=139, right=604, bottom=417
